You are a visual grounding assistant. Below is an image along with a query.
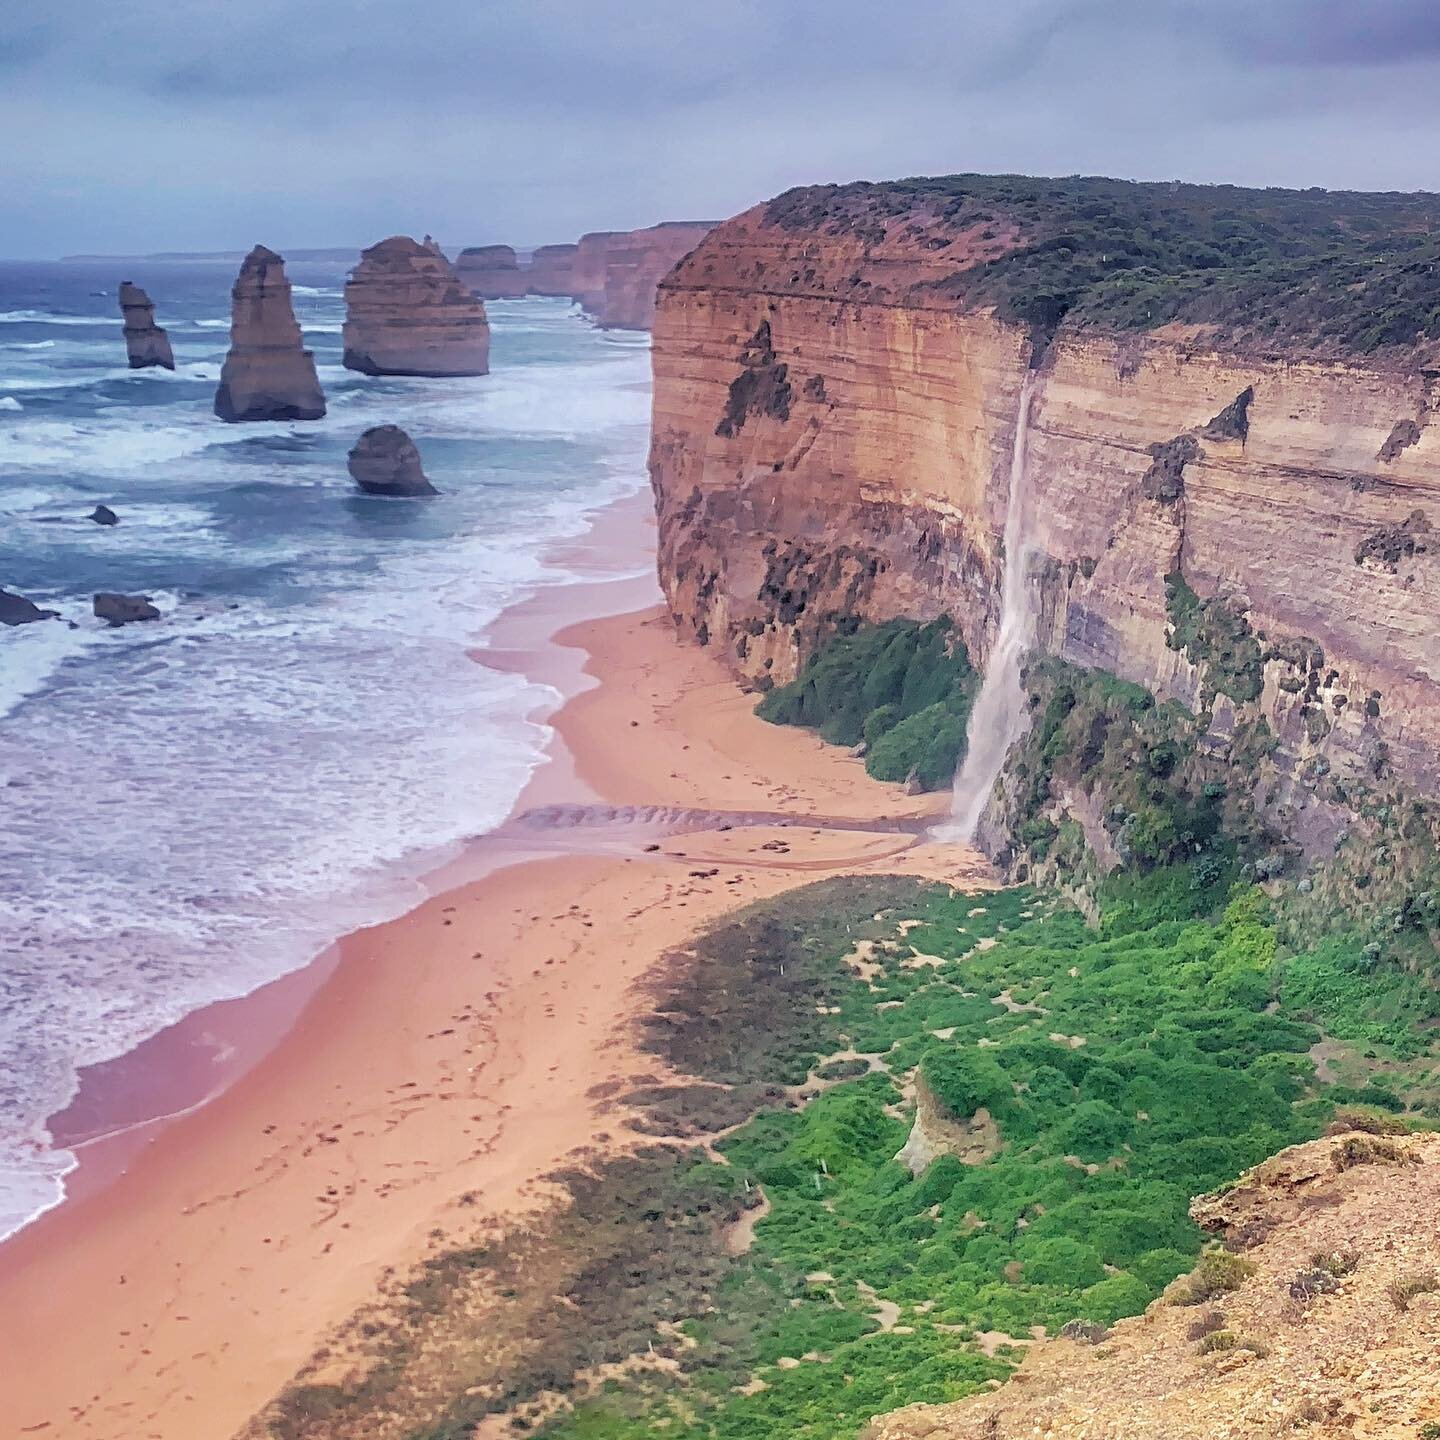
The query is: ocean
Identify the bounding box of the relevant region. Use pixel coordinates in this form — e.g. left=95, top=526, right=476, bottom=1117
left=0, top=259, right=653, bottom=1242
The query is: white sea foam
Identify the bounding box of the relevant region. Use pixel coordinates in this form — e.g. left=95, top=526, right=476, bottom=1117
left=0, top=297, right=655, bottom=1240
left=0, top=396, right=21, bottom=411
left=0, top=310, right=113, bottom=326
left=2, top=339, right=56, bottom=351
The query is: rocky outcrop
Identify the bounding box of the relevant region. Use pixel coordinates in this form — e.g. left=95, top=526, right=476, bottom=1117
left=573, top=222, right=716, bottom=329
left=524, top=243, right=578, bottom=297
left=346, top=425, right=437, bottom=496
left=0, top=589, right=58, bottom=625
left=87, top=505, right=119, bottom=526
left=214, top=246, right=326, bottom=422
left=648, top=185, right=1440, bottom=822
left=865, top=1128, right=1440, bottom=1440
left=343, top=236, right=490, bottom=377
left=94, top=593, right=160, bottom=625
left=454, top=244, right=527, bottom=299
left=118, top=282, right=174, bottom=370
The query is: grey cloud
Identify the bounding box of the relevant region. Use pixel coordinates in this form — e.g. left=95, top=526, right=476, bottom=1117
left=5, top=0, right=1440, bottom=257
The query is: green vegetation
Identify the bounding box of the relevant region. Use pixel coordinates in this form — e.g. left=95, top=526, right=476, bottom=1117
left=756, top=618, right=978, bottom=790
left=1163, top=572, right=1265, bottom=706
left=764, top=173, right=1440, bottom=355
left=525, top=870, right=1350, bottom=1440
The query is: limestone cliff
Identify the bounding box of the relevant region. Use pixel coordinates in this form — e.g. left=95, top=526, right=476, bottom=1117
left=525, top=242, right=578, bottom=297
left=574, top=221, right=716, bottom=329
left=343, top=236, right=490, bottom=377
left=454, top=243, right=528, bottom=299
left=118, top=282, right=174, bottom=370
left=649, top=179, right=1440, bottom=831
left=214, top=246, right=326, bottom=422
left=865, top=1128, right=1440, bottom=1440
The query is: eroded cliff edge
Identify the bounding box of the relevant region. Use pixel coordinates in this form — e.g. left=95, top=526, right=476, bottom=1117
left=649, top=178, right=1440, bottom=844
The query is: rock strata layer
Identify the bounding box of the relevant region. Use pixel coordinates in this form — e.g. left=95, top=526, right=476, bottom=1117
left=118, top=282, right=175, bottom=370
left=648, top=189, right=1440, bottom=818
left=347, top=425, right=437, bottom=496
left=343, top=236, right=490, bottom=377
left=214, top=246, right=326, bottom=422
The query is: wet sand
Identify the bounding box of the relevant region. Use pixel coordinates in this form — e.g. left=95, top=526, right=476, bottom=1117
left=0, top=492, right=984, bottom=1440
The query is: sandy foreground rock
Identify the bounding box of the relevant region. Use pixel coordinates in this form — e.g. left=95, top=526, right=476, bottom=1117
left=866, top=1129, right=1440, bottom=1440
left=213, top=245, right=326, bottom=422
left=343, top=235, right=490, bottom=377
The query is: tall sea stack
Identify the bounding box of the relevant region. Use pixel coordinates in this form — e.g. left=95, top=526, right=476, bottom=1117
left=118, top=282, right=174, bottom=370
left=214, top=246, right=326, bottom=423
left=343, top=236, right=490, bottom=377
left=454, top=244, right=527, bottom=299
left=525, top=243, right=579, bottom=297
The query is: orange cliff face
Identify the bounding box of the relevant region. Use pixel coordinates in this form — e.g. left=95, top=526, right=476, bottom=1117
left=648, top=193, right=1440, bottom=809
left=574, top=221, right=716, bottom=329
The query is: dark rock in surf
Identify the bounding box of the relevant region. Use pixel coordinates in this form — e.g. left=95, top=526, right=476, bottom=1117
left=347, top=425, right=438, bottom=497
left=94, top=592, right=161, bottom=625
left=88, top=505, right=120, bottom=526
left=0, top=589, right=59, bottom=626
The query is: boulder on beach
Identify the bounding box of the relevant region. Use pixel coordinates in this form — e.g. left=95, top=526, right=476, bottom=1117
left=94, top=592, right=161, bottom=625
left=214, top=246, right=327, bottom=423
left=343, top=236, right=490, bottom=377
left=88, top=505, right=120, bottom=526
left=118, top=282, right=175, bottom=370
left=347, top=425, right=438, bottom=497
left=0, top=588, right=59, bottom=626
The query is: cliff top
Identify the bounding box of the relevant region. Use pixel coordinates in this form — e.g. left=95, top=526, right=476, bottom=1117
left=679, top=173, right=1440, bottom=357
left=867, top=1125, right=1440, bottom=1440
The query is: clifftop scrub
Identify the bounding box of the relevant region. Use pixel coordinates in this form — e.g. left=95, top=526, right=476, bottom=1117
left=760, top=173, right=1440, bottom=358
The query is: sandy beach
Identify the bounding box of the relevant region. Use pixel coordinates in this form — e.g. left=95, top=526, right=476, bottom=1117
left=0, top=493, right=986, bottom=1440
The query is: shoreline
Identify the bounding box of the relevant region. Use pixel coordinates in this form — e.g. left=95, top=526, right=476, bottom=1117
left=0, top=488, right=978, bottom=1440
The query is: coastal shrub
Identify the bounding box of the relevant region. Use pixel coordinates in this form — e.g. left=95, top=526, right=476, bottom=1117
left=766, top=173, right=1440, bottom=356
left=757, top=618, right=977, bottom=789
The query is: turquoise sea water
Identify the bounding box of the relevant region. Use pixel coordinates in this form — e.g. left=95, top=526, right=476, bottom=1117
left=0, top=261, right=652, bottom=1239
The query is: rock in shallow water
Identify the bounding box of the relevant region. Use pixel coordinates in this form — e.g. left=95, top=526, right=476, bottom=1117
left=346, top=425, right=438, bottom=497
left=214, top=246, right=327, bottom=423
left=88, top=504, right=119, bottom=526
left=0, top=589, right=59, bottom=626
left=94, top=593, right=160, bottom=625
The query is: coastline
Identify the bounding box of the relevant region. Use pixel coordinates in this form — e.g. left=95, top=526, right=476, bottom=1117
left=0, top=488, right=981, bottom=1440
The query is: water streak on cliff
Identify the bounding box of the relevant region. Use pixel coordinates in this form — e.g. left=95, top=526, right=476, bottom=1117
left=948, top=373, right=1039, bottom=839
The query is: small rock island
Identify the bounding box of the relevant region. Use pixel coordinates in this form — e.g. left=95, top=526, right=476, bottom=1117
left=347, top=425, right=438, bottom=496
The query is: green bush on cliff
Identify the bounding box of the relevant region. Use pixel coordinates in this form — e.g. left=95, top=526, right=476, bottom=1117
left=765, top=173, right=1440, bottom=355
left=756, top=617, right=978, bottom=790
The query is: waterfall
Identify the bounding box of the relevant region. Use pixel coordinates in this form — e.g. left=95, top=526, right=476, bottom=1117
left=947, top=372, right=1041, bottom=841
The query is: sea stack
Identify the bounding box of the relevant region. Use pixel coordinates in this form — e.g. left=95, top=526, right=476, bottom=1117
left=347, top=425, right=438, bottom=496
left=118, top=282, right=175, bottom=370
left=525, top=243, right=579, bottom=297
left=213, top=246, right=327, bottom=423
left=454, top=244, right=528, bottom=299
left=343, top=236, right=490, bottom=377
left=572, top=222, right=716, bottom=329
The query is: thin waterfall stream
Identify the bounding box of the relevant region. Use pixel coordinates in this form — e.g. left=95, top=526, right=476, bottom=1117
left=946, top=372, right=1042, bottom=840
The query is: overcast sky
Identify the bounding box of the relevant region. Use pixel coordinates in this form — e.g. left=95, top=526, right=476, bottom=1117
left=7, top=0, right=1440, bottom=257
